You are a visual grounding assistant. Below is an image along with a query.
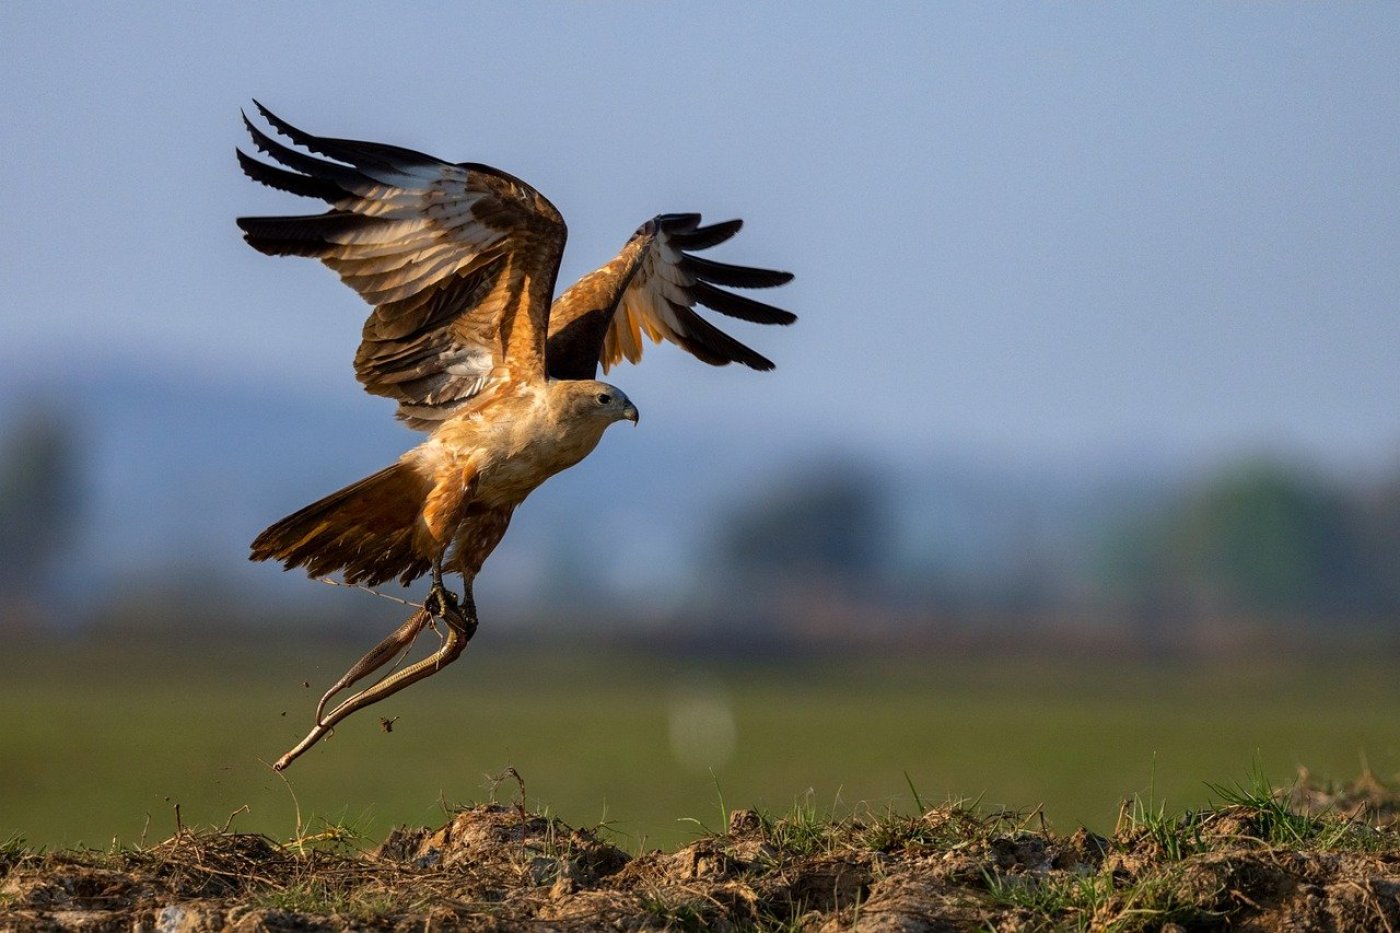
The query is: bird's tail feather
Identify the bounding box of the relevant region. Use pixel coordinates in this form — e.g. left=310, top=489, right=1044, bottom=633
left=251, top=462, right=431, bottom=587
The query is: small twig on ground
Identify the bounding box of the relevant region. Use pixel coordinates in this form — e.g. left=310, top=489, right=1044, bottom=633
left=222, top=805, right=251, bottom=834
left=262, top=758, right=306, bottom=853
left=488, top=768, right=529, bottom=824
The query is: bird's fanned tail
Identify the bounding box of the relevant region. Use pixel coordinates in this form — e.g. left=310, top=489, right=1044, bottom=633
left=251, top=462, right=432, bottom=587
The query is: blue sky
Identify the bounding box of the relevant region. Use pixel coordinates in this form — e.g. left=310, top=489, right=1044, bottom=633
left=3, top=3, right=1398, bottom=473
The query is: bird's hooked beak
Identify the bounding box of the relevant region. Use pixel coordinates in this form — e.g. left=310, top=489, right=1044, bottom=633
left=622, top=402, right=640, bottom=425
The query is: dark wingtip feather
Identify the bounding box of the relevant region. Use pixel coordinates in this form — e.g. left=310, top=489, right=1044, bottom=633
left=668, top=301, right=776, bottom=371
left=236, top=149, right=342, bottom=202
left=670, top=218, right=743, bottom=251
left=237, top=210, right=377, bottom=257
left=241, top=110, right=272, bottom=152
left=682, top=254, right=795, bottom=290
left=253, top=99, right=445, bottom=171
left=252, top=100, right=307, bottom=147
left=690, top=281, right=797, bottom=326
left=653, top=212, right=703, bottom=231
left=240, top=113, right=375, bottom=195
left=241, top=112, right=301, bottom=165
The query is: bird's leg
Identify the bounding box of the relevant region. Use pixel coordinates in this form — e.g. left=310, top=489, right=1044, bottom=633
left=273, top=580, right=479, bottom=772
left=424, top=559, right=459, bottom=618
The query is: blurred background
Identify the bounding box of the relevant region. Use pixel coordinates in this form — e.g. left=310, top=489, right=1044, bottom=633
left=2, top=4, right=1398, bottom=850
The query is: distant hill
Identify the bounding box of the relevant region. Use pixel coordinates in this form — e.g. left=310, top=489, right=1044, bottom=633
left=0, top=366, right=1180, bottom=625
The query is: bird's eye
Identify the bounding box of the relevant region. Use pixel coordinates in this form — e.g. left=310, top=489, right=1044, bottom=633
left=596, top=393, right=612, bottom=405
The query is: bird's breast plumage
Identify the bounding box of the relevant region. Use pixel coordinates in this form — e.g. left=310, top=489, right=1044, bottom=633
left=422, top=383, right=607, bottom=513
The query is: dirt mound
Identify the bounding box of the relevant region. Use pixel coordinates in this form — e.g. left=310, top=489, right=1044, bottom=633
left=1284, top=767, right=1400, bottom=828
left=4, top=777, right=1400, bottom=931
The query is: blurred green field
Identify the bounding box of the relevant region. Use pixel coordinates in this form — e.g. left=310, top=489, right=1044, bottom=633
left=3, top=627, right=1398, bottom=851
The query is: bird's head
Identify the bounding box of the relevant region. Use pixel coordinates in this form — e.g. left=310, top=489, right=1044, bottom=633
left=555, top=380, right=639, bottom=426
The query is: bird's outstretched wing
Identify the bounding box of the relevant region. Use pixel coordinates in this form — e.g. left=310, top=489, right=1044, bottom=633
left=545, top=213, right=794, bottom=380
left=237, top=102, right=567, bottom=429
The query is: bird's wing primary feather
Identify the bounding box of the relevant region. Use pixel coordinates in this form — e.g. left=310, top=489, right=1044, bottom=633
left=236, top=102, right=566, bottom=429
left=545, top=213, right=794, bottom=380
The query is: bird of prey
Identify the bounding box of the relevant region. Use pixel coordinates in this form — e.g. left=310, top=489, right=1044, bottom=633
left=236, top=104, right=794, bottom=769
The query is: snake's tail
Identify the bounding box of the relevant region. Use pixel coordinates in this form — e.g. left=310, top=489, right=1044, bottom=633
left=273, top=597, right=477, bottom=772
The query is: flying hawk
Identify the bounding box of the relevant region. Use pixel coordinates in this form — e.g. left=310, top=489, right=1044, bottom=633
left=236, top=104, right=794, bottom=769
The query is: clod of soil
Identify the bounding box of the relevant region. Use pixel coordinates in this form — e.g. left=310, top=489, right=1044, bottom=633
left=4, top=773, right=1400, bottom=930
